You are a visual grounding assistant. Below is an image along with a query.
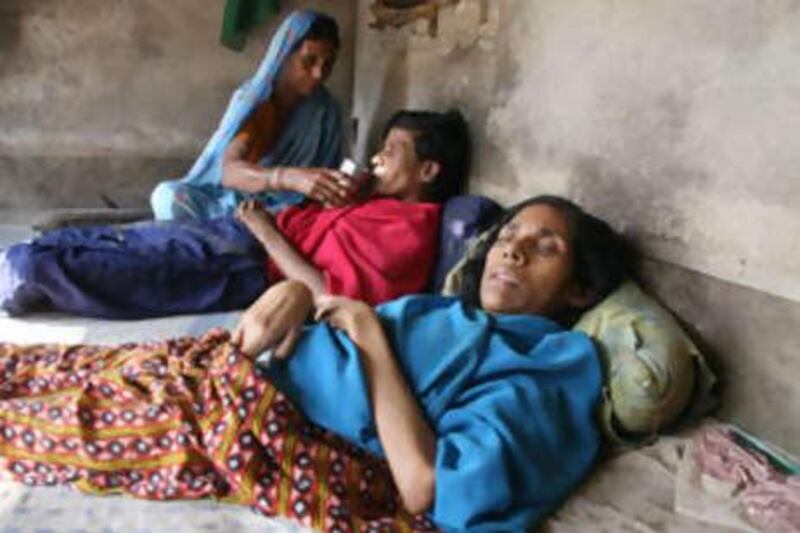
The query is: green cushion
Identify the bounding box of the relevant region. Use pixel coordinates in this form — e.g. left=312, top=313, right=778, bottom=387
left=575, top=281, right=716, bottom=445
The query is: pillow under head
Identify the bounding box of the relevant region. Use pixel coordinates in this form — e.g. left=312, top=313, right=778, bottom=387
left=432, top=195, right=502, bottom=293
left=574, top=281, right=717, bottom=446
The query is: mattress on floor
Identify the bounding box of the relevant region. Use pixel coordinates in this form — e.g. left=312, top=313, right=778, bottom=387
left=0, top=226, right=732, bottom=532
left=0, top=313, right=734, bottom=532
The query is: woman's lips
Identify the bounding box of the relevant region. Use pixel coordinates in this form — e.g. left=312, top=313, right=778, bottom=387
left=490, top=268, right=520, bottom=287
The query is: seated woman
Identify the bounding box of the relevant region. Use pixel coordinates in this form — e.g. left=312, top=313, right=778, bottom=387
left=0, top=110, right=470, bottom=318
left=151, top=10, right=348, bottom=220
left=0, top=196, right=631, bottom=530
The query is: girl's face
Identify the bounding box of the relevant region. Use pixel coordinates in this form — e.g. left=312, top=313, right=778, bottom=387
left=370, top=127, right=437, bottom=202
left=479, top=204, right=584, bottom=317
left=279, top=39, right=337, bottom=98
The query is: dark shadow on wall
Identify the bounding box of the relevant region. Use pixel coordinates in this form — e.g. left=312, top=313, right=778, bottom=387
left=0, top=0, right=23, bottom=75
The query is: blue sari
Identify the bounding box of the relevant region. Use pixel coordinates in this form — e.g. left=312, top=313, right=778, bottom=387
left=150, top=10, right=343, bottom=220
left=265, top=295, right=603, bottom=530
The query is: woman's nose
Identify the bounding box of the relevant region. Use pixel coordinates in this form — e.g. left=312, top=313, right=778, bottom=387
left=311, top=63, right=325, bottom=81
left=502, top=243, right=524, bottom=264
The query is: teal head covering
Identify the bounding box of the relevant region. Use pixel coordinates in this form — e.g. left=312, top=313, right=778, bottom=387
left=151, top=10, right=343, bottom=219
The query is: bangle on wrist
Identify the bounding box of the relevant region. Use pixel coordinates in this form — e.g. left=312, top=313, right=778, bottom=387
left=273, top=167, right=285, bottom=189
left=263, top=167, right=280, bottom=191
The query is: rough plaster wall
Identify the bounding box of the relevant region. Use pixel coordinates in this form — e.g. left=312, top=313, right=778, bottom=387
left=352, top=0, right=800, bottom=451
left=353, top=0, right=800, bottom=302
left=0, top=0, right=355, bottom=211
left=640, top=259, right=800, bottom=455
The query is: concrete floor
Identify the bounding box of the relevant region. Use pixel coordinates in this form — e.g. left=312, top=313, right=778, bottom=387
left=0, top=210, right=39, bottom=226
left=0, top=222, right=34, bottom=246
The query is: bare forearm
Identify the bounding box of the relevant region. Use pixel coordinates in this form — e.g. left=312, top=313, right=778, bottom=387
left=352, top=323, right=437, bottom=514
left=222, top=161, right=278, bottom=194
left=253, top=224, right=326, bottom=297
left=221, top=135, right=281, bottom=194
left=222, top=137, right=353, bottom=205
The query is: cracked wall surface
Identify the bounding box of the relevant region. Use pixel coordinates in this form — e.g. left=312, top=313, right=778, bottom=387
left=0, top=0, right=355, bottom=210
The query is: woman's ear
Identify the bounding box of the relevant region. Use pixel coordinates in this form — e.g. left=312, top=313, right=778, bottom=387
left=419, top=160, right=441, bottom=184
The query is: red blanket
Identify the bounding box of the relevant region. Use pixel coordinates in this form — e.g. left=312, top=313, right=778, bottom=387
left=0, top=331, right=437, bottom=531
left=270, top=198, right=442, bottom=305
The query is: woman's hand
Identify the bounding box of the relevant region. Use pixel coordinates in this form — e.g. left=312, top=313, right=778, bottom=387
left=235, top=199, right=275, bottom=239
left=280, top=167, right=356, bottom=207
left=314, top=295, right=379, bottom=344
left=316, top=294, right=437, bottom=514
left=231, top=280, right=313, bottom=360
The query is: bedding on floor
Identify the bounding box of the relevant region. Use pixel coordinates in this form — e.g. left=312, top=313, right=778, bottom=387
left=1, top=223, right=792, bottom=532
left=0, top=330, right=432, bottom=531
left=0, top=317, right=782, bottom=532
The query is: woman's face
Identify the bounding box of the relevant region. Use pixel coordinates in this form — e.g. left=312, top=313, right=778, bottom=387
left=480, top=204, right=583, bottom=317
left=369, top=127, right=434, bottom=201
left=280, top=39, right=337, bottom=97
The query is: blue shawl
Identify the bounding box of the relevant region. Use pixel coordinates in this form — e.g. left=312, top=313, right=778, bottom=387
left=0, top=218, right=266, bottom=318
left=265, top=295, right=603, bottom=530
left=151, top=10, right=343, bottom=220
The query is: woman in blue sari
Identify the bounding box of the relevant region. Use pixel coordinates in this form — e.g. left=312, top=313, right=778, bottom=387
left=150, top=10, right=349, bottom=220
left=234, top=195, right=633, bottom=530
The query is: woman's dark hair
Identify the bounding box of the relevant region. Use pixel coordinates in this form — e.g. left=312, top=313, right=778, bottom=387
left=292, top=12, right=341, bottom=52
left=459, top=195, right=633, bottom=321
left=381, top=109, right=471, bottom=203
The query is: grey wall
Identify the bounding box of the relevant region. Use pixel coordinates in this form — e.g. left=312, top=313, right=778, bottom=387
left=0, top=0, right=355, bottom=211
left=353, top=0, right=800, bottom=452
left=2, top=0, right=798, bottom=452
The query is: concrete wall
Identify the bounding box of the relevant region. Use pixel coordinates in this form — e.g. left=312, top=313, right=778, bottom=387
left=352, top=0, right=800, bottom=452
left=0, top=0, right=355, bottom=211
left=2, top=0, right=798, bottom=452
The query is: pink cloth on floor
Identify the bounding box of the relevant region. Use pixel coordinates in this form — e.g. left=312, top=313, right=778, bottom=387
left=694, top=426, right=800, bottom=531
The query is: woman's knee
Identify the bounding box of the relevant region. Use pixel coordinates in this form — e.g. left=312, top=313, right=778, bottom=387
left=150, top=181, right=180, bottom=220
left=151, top=181, right=203, bottom=220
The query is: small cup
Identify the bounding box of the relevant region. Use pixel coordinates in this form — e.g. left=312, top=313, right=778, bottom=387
left=338, top=158, right=371, bottom=187
left=339, top=157, right=361, bottom=178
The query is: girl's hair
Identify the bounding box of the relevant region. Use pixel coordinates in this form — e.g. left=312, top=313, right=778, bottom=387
left=459, top=195, right=633, bottom=320
left=381, top=109, right=472, bottom=203
left=292, top=12, right=340, bottom=51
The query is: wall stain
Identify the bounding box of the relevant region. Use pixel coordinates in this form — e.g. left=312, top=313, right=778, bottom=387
left=567, top=154, right=707, bottom=251
left=0, top=0, right=24, bottom=76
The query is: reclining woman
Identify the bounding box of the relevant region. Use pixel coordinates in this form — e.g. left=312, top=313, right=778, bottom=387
left=0, top=109, right=470, bottom=318
left=151, top=10, right=349, bottom=220
left=0, top=195, right=631, bottom=530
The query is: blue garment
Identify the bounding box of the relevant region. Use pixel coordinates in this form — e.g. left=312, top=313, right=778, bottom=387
left=265, top=295, right=603, bottom=531
left=151, top=10, right=343, bottom=220
left=0, top=218, right=266, bottom=319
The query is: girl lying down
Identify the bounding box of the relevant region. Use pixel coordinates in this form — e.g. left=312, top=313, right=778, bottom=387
left=0, top=196, right=630, bottom=531
left=0, top=109, right=470, bottom=319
